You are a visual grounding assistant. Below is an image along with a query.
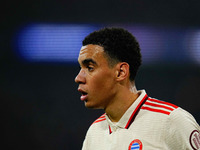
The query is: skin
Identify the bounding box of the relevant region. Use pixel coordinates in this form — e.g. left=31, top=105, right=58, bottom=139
left=75, top=44, right=140, bottom=122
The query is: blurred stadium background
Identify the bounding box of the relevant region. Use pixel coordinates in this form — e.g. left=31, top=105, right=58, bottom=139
left=1, top=0, right=200, bottom=149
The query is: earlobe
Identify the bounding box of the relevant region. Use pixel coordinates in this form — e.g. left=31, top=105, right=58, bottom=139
left=116, top=62, right=130, bottom=81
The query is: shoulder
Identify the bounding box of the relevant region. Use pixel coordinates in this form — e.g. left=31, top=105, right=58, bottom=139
left=86, top=113, right=107, bottom=135
left=91, top=113, right=106, bottom=125
left=141, top=97, right=178, bottom=116
left=168, top=107, right=200, bottom=131
left=141, top=97, right=199, bottom=127
left=141, top=97, right=200, bottom=149
left=165, top=105, right=200, bottom=149
left=137, top=97, right=179, bottom=134
left=82, top=114, right=108, bottom=149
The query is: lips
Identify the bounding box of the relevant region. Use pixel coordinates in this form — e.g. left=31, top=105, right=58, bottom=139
left=78, top=88, right=88, bottom=101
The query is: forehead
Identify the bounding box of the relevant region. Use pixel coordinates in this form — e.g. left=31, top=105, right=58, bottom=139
left=78, top=44, right=107, bottom=63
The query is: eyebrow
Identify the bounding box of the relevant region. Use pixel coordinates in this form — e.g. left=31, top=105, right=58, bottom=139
left=82, top=58, right=97, bottom=66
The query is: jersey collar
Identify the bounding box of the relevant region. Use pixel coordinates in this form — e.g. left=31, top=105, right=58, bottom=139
left=105, top=90, right=148, bottom=133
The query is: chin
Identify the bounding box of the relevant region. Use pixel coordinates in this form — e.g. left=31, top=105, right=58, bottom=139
left=84, top=102, right=102, bottom=109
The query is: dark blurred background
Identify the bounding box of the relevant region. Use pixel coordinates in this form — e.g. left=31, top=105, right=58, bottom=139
left=1, top=0, right=200, bottom=149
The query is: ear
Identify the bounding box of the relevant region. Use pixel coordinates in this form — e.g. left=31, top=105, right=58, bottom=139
left=115, top=62, right=130, bottom=81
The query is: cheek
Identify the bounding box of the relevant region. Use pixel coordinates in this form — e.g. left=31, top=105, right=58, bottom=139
left=90, top=77, right=105, bottom=91
left=89, top=73, right=115, bottom=93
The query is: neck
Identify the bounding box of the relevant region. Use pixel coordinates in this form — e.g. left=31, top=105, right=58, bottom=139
left=104, top=83, right=139, bottom=122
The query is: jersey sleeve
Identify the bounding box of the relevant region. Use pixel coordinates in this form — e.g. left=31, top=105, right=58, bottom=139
left=81, top=138, right=87, bottom=150
left=165, top=107, right=200, bottom=150
left=81, top=129, right=90, bottom=150
left=81, top=125, right=94, bottom=150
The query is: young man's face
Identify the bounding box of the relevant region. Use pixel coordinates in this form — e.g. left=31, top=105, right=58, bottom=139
left=75, top=44, right=118, bottom=109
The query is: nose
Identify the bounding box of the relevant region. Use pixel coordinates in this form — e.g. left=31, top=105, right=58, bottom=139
left=75, top=69, right=86, bottom=84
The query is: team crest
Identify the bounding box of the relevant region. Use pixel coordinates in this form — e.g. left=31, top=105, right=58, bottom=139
left=190, top=130, right=200, bottom=150
left=128, top=139, right=143, bottom=150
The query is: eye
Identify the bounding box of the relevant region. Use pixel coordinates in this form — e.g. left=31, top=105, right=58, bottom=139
left=87, top=66, right=94, bottom=71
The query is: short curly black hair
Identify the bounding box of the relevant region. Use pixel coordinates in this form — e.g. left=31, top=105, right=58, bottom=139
left=82, top=27, right=142, bottom=81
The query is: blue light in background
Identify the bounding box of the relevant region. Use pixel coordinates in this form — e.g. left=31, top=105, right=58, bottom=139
left=125, top=26, right=164, bottom=63
left=14, top=23, right=200, bottom=65
left=185, top=30, right=200, bottom=64
left=16, top=24, right=99, bottom=62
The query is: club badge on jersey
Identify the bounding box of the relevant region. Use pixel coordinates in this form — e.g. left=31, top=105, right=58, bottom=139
left=128, top=139, right=143, bottom=150
left=190, top=130, right=200, bottom=150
